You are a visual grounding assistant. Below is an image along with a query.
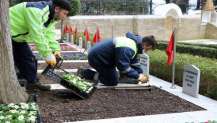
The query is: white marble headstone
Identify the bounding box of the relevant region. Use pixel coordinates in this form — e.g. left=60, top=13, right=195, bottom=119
left=86, top=41, right=92, bottom=51
left=140, top=54, right=149, bottom=76
left=78, top=37, right=83, bottom=48
left=182, top=65, right=200, bottom=98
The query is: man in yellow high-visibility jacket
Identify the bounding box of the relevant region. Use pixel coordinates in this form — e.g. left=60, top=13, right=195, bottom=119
left=10, top=0, right=71, bottom=90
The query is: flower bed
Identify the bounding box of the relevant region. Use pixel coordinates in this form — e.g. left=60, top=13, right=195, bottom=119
left=29, top=43, right=78, bottom=51
left=37, top=87, right=204, bottom=122
left=37, top=62, right=90, bottom=70
left=34, top=52, right=88, bottom=60
left=0, top=103, right=40, bottom=123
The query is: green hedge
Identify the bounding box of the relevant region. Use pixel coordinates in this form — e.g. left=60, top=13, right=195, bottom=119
left=157, top=41, right=217, bottom=59
left=158, top=40, right=217, bottom=49
left=148, top=49, right=217, bottom=99
left=179, top=42, right=217, bottom=49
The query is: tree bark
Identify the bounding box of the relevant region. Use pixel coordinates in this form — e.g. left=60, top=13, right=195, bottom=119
left=0, top=0, right=28, bottom=103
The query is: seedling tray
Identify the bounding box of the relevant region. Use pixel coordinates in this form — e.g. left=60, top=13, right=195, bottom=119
left=0, top=103, right=41, bottom=123
left=41, top=62, right=96, bottom=99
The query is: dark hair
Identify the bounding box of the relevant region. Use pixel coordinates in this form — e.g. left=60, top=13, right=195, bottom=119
left=142, top=35, right=157, bottom=50
left=53, top=0, right=71, bottom=11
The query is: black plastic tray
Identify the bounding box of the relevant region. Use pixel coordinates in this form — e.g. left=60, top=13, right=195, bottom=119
left=42, top=66, right=96, bottom=99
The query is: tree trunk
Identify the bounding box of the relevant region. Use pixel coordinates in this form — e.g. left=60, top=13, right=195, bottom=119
left=0, top=0, right=28, bottom=103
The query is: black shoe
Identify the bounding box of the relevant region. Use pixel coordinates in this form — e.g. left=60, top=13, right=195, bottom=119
left=77, top=68, right=86, bottom=78
left=26, top=82, right=51, bottom=91
left=18, top=79, right=27, bottom=87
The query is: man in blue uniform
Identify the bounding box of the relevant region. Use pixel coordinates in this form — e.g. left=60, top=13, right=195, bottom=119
left=78, top=32, right=157, bottom=86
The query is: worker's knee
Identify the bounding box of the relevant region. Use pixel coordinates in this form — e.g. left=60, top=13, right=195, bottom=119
left=98, top=68, right=119, bottom=86
left=100, top=80, right=118, bottom=86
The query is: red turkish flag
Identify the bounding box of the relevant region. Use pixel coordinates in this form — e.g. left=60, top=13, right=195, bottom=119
left=84, top=28, right=90, bottom=41
left=166, top=31, right=175, bottom=65
left=63, top=25, right=69, bottom=34
left=63, top=25, right=73, bottom=34
left=93, top=27, right=101, bottom=44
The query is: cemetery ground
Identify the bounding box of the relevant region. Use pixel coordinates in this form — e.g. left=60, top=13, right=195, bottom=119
left=0, top=44, right=217, bottom=123
left=34, top=84, right=203, bottom=123
left=26, top=43, right=217, bottom=123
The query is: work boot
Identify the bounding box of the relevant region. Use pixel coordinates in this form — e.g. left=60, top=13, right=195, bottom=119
left=18, top=78, right=27, bottom=87
left=77, top=68, right=86, bottom=78
left=25, top=82, right=51, bottom=91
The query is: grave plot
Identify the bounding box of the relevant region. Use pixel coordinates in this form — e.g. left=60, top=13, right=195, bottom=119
left=29, top=43, right=78, bottom=51
left=31, top=42, right=213, bottom=123
left=35, top=87, right=204, bottom=123
left=38, top=61, right=89, bottom=70
left=37, top=51, right=89, bottom=70
left=35, top=51, right=88, bottom=61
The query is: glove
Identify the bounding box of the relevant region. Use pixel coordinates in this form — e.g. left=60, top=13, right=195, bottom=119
left=137, top=74, right=149, bottom=84
left=45, top=54, right=56, bottom=66
left=54, top=51, right=61, bottom=58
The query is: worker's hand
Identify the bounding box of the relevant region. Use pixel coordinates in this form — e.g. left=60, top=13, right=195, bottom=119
left=54, top=51, right=61, bottom=59
left=137, top=74, right=149, bottom=84
left=45, top=54, right=56, bottom=66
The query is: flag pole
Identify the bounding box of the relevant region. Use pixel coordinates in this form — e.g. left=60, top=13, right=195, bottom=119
left=171, top=27, right=176, bottom=89
left=112, top=22, right=114, bottom=38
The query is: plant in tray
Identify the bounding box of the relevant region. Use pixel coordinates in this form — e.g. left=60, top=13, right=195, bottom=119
left=63, top=74, right=94, bottom=93
left=0, top=103, right=39, bottom=123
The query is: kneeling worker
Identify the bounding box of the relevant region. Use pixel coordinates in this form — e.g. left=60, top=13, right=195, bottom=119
left=78, top=32, right=157, bottom=86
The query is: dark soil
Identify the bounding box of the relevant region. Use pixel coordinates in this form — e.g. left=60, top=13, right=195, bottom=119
left=36, top=87, right=204, bottom=123
left=38, top=62, right=90, bottom=70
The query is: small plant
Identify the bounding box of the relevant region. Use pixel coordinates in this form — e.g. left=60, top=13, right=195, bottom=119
left=0, top=103, right=39, bottom=123
left=63, top=74, right=94, bottom=93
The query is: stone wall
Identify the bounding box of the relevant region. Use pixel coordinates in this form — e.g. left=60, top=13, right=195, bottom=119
left=62, top=15, right=207, bottom=41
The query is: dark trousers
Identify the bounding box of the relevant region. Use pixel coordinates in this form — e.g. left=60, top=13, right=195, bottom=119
left=12, top=41, right=38, bottom=83
left=83, top=56, right=119, bottom=86
left=96, top=67, right=118, bottom=86
left=83, top=67, right=118, bottom=86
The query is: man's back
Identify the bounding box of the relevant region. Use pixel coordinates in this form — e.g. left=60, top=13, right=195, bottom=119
left=88, top=36, right=137, bottom=67
left=10, top=1, right=51, bottom=42
left=88, top=39, right=116, bottom=67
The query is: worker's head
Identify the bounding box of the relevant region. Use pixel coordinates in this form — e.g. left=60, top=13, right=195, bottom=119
left=142, top=35, right=157, bottom=52
left=53, top=0, right=71, bottom=20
